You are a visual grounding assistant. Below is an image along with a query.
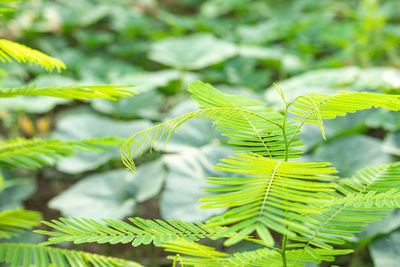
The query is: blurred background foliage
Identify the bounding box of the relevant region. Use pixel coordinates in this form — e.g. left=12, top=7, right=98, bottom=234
left=1, top=0, right=400, bottom=266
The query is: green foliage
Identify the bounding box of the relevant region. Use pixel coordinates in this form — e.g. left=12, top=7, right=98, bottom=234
left=37, top=82, right=400, bottom=266
left=36, top=217, right=226, bottom=247
left=0, top=83, right=136, bottom=100
left=0, top=39, right=66, bottom=72
left=0, top=209, right=41, bottom=239
left=0, top=137, right=125, bottom=169
left=0, top=243, right=143, bottom=267
left=291, top=91, right=400, bottom=139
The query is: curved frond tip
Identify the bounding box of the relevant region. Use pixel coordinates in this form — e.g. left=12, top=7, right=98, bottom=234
left=0, top=39, right=66, bottom=72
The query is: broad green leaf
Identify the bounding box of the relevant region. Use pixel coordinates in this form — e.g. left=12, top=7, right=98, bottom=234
left=128, top=159, right=166, bottom=203
left=149, top=33, right=237, bottom=70
left=49, top=169, right=136, bottom=220
left=383, top=132, right=400, bottom=156
left=369, top=228, right=400, bottom=267
left=0, top=169, right=35, bottom=211
left=53, top=108, right=152, bottom=174
left=313, top=135, right=390, bottom=177
left=161, top=145, right=232, bottom=222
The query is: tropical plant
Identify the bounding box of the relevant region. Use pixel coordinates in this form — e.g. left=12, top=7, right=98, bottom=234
left=30, top=81, right=400, bottom=266
left=0, top=2, right=143, bottom=266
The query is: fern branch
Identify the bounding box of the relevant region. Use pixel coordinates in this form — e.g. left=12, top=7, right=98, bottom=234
left=36, top=217, right=228, bottom=247
left=0, top=39, right=66, bottom=72
left=0, top=243, right=143, bottom=267
left=288, top=162, right=400, bottom=264
left=290, top=92, right=400, bottom=139
left=202, top=154, right=338, bottom=245
left=163, top=239, right=352, bottom=267
left=0, top=83, right=136, bottom=100
left=0, top=209, right=41, bottom=239
left=0, top=137, right=125, bottom=169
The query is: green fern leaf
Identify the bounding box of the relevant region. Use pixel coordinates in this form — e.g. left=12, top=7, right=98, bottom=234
left=288, top=162, right=400, bottom=264
left=337, top=162, right=400, bottom=195
left=290, top=92, right=400, bottom=139
left=0, top=83, right=136, bottom=100
left=121, top=81, right=303, bottom=172
left=36, top=217, right=227, bottom=247
left=0, top=209, right=41, bottom=239
left=189, top=81, right=304, bottom=158
left=0, top=39, right=66, bottom=72
left=201, top=153, right=338, bottom=245
left=0, top=137, right=125, bottom=169
left=163, top=239, right=352, bottom=267
left=0, top=243, right=142, bottom=267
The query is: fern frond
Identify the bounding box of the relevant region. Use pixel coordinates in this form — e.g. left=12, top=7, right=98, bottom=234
left=290, top=92, right=400, bottom=139
left=289, top=162, right=400, bottom=250
left=337, top=162, right=400, bottom=195
left=0, top=209, right=41, bottom=239
left=121, top=82, right=303, bottom=172
left=0, top=39, right=66, bottom=72
left=0, top=137, right=125, bottom=169
left=0, top=243, right=143, bottom=267
left=163, top=239, right=352, bottom=267
left=0, top=83, right=136, bottom=100
left=36, top=217, right=227, bottom=247
left=202, top=153, right=338, bottom=245
left=189, top=82, right=304, bottom=158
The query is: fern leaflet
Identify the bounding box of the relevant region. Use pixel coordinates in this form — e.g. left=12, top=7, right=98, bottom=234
left=0, top=83, right=136, bottom=100
left=0, top=243, right=142, bottom=267
left=0, top=39, right=66, bottom=72
left=0, top=137, right=125, bottom=169
left=0, top=209, right=41, bottom=239
left=36, top=217, right=227, bottom=247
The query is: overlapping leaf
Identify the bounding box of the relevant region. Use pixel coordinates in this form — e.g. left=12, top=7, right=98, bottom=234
left=0, top=137, right=124, bottom=169
left=36, top=217, right=227, bottom=247
left=202, top=153, right=338, bottom=245
left=163, top=239, right=352, bottom=267
left=0, top=243, right=142, bottom=267
left=0, top=39, right=66, bottom=72
left=0, top=209, right=41, bottom=239
left=288, top=162, right=400, bottom=262
left=0, top=83, right=136, bottom=100
left=290, top=92, right=400, bottom=139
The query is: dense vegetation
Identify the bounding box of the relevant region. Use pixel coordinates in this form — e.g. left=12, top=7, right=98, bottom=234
left=1, top=0, right=400, bottom=266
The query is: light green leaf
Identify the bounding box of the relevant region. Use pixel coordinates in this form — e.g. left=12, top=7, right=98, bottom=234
left=49, top=169, right=136, bottom=220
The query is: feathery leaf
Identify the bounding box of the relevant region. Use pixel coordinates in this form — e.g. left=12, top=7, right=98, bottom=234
left=0, top=243, right=143, bottom=267
left=0, top=83, right=136, bottom=100
left=202, top=153, right=338, bottom=245
left=121, top=81, right=303, bottom=172
left=0, top=209, right=41, bottom=239
left=290, top=92, right=400, bottom=139
left=163, top=239, right=352, bottom=267
left=36, top=217, right=227, bottom=247
left=0, top=39, right=66, bottom=72
left=0, top=137, right=125, bottom=169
